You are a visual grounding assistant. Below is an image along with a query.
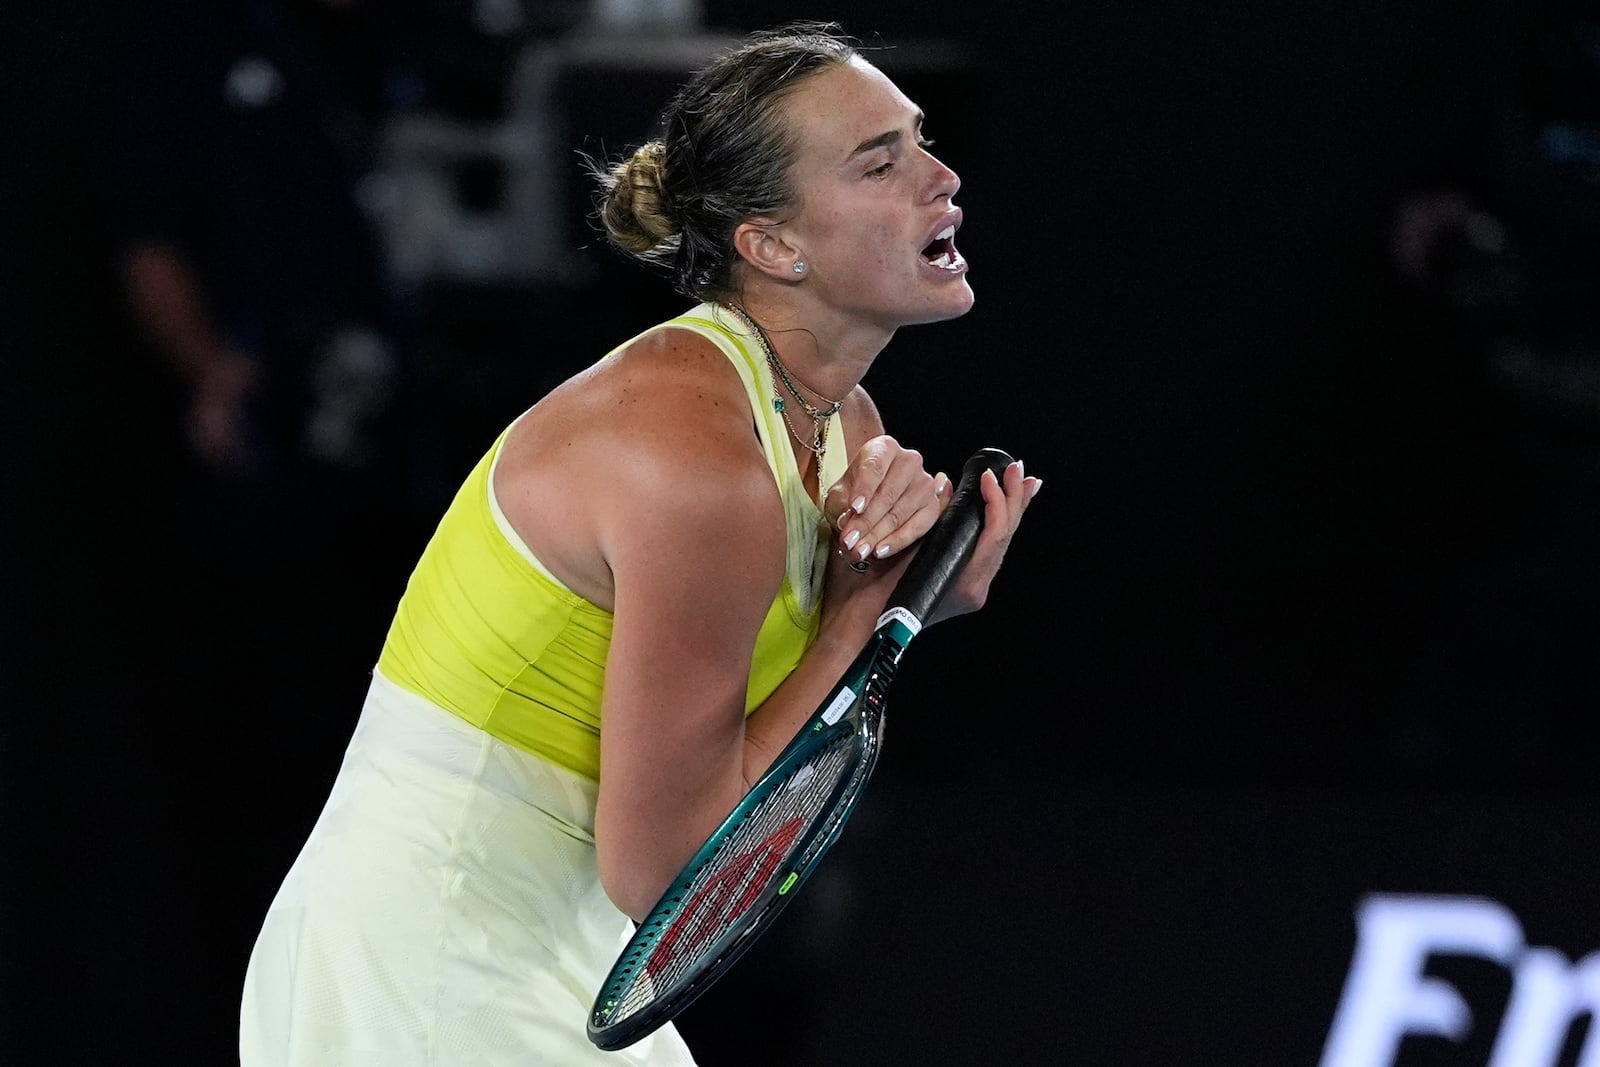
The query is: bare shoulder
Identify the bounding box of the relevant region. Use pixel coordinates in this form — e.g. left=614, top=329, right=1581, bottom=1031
left=493, top=325, right=785, bottom=607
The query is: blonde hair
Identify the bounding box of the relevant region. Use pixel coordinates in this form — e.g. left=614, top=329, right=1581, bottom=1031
left=596, top=142, right=675, bottom=257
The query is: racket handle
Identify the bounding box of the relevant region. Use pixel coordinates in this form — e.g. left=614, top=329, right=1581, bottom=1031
left=886, top=446, right=1014, bottom=625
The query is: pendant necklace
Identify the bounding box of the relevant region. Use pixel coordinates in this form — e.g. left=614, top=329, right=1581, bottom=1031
left=722, top=302, right=843, bottom=459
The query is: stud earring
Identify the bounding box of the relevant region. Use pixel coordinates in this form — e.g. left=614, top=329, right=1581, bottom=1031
left=792, top=261, right=807, bottom=274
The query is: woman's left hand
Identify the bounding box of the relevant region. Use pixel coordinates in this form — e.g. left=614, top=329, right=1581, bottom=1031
left=927, top=458, right=1042, bottom=624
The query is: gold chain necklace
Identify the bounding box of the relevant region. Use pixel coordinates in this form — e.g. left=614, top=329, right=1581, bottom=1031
left=722, top=302, right=843, bottom=459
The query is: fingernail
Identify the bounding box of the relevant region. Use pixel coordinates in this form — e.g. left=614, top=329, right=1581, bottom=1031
left=842, top=529, right=860, bottom=550
left=933, top=473, right=950, bottom=495
left=851, top=496, right=866, bottom=514
left=856, top=541, right=872, bottom=561
left=1028, top=478, right=1043, bottom=499
left=874, top=541, right=893, bottom=559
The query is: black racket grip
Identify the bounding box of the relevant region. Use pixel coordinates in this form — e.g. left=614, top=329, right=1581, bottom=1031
left=885, top=447, right=1014, bottom=625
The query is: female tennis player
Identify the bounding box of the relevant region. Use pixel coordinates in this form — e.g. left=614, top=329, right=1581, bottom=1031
left=240, top=20, right=1041, bottom=1065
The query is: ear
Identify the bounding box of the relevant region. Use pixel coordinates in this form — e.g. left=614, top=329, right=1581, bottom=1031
left=731, top=219, right=804, bottom=281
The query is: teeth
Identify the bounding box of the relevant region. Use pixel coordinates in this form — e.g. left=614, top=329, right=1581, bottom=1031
left=935, top=225, right=956, bottom=241
left=930, top=252, right=952, bottom=268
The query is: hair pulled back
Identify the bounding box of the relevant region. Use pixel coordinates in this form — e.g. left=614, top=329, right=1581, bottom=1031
left=591, top=21, right=858, bottom=301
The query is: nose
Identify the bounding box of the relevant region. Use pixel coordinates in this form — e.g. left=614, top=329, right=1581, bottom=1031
left=923, top=146, right=960, bottom=201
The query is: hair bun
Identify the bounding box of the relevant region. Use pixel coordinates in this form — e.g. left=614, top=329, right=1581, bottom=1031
left=599, top=142, right=680, bottom=256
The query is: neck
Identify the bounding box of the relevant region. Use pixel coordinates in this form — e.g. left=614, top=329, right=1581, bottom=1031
left=721, top=300, right=843, bottom=470
left=722, top=290, right=892, bottom=402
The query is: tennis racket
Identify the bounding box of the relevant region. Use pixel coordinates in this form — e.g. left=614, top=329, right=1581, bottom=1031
left=588, top=445, right=1014, bottom=1051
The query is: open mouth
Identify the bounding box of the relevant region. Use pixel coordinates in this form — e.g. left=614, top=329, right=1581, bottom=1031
left=921, top=224, right=961, bottom=269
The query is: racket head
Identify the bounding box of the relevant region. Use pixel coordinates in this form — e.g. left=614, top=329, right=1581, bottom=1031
left=587, top=634, right=897, bottom=1051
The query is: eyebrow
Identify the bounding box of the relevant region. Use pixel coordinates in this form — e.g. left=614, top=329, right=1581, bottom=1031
left=848, top=111, right=925, bottom=159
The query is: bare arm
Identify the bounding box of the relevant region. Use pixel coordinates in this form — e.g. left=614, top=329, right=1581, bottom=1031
left=559, top=338, right=920, bottom=918
left=592, top=425, right=792, bottom=920
left=121, top=244, right=231, bottom=381
left=120, top=243, right=256, bottom=469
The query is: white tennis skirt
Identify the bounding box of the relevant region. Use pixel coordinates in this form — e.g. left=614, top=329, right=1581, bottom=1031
left=240, top=670, right=697, bottom=1066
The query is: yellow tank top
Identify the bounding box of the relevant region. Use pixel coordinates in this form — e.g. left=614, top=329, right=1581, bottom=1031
left=375, top=303, right=845, bottom=781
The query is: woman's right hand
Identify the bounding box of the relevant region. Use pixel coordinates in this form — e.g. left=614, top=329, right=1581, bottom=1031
left=817, top=435, right=946, bottom=631
left=823, top=434, right=949, bottom=568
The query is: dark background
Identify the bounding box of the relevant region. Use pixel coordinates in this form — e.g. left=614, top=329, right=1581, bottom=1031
left=5, top=1, right=1599, bottom=1064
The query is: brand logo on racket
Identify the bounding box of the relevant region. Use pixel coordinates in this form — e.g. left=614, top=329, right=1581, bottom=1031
left=645, top=816, right=804, bottom=978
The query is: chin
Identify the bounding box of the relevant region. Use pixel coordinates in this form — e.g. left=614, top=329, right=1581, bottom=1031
left=877, top=279, right=975, bottom=328
left=924, top=280, right=975, bottom=323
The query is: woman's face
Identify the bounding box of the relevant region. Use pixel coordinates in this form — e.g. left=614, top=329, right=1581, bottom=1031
left=776, top=56, right=973, bottom=328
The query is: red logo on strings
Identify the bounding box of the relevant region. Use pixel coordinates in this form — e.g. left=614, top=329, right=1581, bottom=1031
left=646, top=816, right=803, bottom=978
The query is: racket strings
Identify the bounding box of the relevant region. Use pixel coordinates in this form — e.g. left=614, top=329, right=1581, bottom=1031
left=599, top=730, right=860, bottom=1023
